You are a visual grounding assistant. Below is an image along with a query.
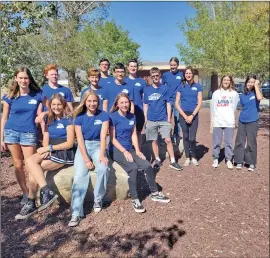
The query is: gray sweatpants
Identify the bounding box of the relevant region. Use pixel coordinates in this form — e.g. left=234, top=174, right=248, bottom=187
left=234, top=121, right=258, bottom=165
left=212, top=127, right=234, bottom=160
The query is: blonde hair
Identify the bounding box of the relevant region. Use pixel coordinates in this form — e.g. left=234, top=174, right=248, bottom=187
left=110, top=93, right=131, bottom=113
left=73, top=90, right=100, bottom=119
left=47, top=94, right=67, bottom=125
left=219, top=75, right=235, bottom=91
left=7, top=67, right=40, bottom=99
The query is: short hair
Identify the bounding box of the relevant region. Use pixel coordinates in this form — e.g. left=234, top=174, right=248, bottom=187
left=127, top=59, right=138, bottom=66
left=44, top=64, right=58, bottom=75
left=87, top=67, right=101, bottom=78
left=99, top=58, right=110, bottom=68
left=149, top=67, right=160, bottom=75
left=169, top=57, right=179, bottom=66
left=113, top=63, right=126, bottom=72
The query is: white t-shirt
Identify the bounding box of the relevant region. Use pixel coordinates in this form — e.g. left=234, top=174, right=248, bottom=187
left=211, top=88, right=239, bottom=127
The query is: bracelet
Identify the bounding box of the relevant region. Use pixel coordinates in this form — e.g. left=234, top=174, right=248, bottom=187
left=48, top=144, right=53, bottom=152
left=122, top=149, right=127, bottom=153
left=192, top=113, right=195, bottom=117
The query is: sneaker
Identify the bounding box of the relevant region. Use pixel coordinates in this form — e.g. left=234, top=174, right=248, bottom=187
left=151, top=192, right=171, bottom=203
left=93, top=201, right=102, bottom=213
left=248, top=164, right=256, bottom=172
left=153, top=159, right=162, bottom=169
left=132, top=199, right=145, bottom=213
left=68, top=216, right=82, bottom=227
left=169, top=162, right=183, bottom=171
left=236, top=163, right=243, bottom=170
left=15, top=200, right=38, bottom=220
left=191, top=158, right=199, bottom=166
left=212, top=159, right=219, bottom=168
left=20, top=194, right=28, bottom=206
left=38, top=189, right=58, bottom=212
left=227, top=160, right=233, bottom=169
left=183, top=158, right=191, bottom=167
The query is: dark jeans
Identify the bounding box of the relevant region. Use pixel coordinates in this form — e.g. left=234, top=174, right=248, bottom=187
left=179, top=111, right=199, bottom=158
left=234, top=121, right=258, bottom=165
left=109, top=148, right=158, bottom=199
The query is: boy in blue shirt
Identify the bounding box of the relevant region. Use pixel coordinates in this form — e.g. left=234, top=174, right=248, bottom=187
left=144, top=67, right=183, bottom=171
left=80, top=67, right=108, bottom=111
left=99, top=58, right=114, bottom=89
left=125, top=59, right=146, bottom=147
left=105, top=63, right=134, bottom=112
left=162, top=57, right=183, bottom=144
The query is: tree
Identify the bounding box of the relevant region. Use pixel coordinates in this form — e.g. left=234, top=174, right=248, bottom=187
left=177, top=2, right=269, bottom=79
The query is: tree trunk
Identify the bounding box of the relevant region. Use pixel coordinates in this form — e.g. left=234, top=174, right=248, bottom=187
left=67, top=70, right=77, bottom=97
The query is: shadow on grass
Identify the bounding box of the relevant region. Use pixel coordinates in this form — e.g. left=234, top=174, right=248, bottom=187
left=1, top=194, right=185, bottom=257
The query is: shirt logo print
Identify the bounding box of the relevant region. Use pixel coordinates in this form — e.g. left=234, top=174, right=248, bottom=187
left=122, top=89, right=129, bottom=94
left=249, top=96, right=255, bottom=100
left=129, top=120, right=135, bottom=125
left=28, top=99, right=37, bottom=104
left=98, top=95, right=103, bottom=100
left=176, top=76, right=181, bottom=80
left=191, top=87, right=198, bottom=91
left=56, top=123, right=64, bottom=129
left=59, top=92, right=65, bottom=97
left=135, top=82, right=141, bottom=87
left=94, top=119, right=102, bottom=125
left=148, top=93, right=161, bottom=101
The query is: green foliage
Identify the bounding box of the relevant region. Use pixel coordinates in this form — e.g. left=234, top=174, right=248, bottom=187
left=177, top=2, right=269, bottom=79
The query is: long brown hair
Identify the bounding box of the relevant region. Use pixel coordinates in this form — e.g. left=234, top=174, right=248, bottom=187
left=110, top=93, right=131, bottom=113
left=7, top=67, right=40, bottom=99
left=73, top=90, right=100, bottom=119
left=47, top=94, right=67, bottom=125
left=218, top=75, right=235, bottom=91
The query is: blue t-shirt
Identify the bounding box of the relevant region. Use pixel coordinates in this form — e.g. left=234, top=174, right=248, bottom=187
left=162, top=70, right=183, bottom=105
left=125, top=76, right=146, bottom=112
left=99, top=76, right=114, bottom=89
left=48, top=117, right=72, bottom=139
left=109, top=111, right=136, bottom=151
left=239, top=91, right=260, bottom=123
left=42, top=84, right=74, bottom=111
left=144, top=84, right=170, bottom=121
left=177, top=82, right=203, bottom=113
left=105, top=80, right=134, bottom=111
left=80, top=86, right=107, bottom=110
left=74, top=110, right=109, bottom=141
left=3, top=91, right=44, bottom=133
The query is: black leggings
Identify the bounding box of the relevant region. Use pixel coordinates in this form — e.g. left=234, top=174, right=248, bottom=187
left=109, top=148, right=158, bottom=199
left=179, top=112, right=199, bottom=158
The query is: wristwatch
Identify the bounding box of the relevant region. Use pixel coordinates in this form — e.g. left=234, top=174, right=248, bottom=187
left=48, top=144, right=53, bottom=152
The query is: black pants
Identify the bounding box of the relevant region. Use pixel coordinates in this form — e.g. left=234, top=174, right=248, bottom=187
left=179, top=112, right=199, bottom=158
left=109, top=148, right=158, bottom=199
left=234, top=121, right=258, bottom=165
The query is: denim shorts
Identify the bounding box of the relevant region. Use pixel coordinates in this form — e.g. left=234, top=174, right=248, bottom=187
left=4, top=129, right=37, bottom=146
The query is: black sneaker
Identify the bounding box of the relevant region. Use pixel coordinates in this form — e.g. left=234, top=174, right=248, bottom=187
left=132, top=199, right=145, bottom=213
left=169, top=162, right=183, bottom=171
left=151, top=192, right=171, bottom=203
left=248, top=164, right=256, bottom=172
left=38, top=189, right=58, bottom=212
left=15, top=200, right=38, bottom=220
left=153, top=159, right=162, bottom=169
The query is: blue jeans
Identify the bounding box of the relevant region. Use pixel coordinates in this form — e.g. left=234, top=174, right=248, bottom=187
left=71, top=140, right=108, bottom=217
left=4, top=129, right=36, bottom=146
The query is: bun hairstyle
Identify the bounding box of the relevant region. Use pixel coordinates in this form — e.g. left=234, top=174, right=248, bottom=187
left=182, top=65, right=195, bottom=87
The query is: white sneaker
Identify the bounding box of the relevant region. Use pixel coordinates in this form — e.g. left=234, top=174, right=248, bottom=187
left=183, top=158, right=191, bottom=167
left=227, top=160, right=233, bottom=169
left=191, top=158, right=199, bottom=166
left=212, top=159, right=219, bottom=168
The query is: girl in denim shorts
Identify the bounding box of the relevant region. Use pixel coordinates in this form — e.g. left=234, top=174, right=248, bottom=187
left=1, top=67, right=45, bottom=205
left=15, top=94, right=75, bottom=220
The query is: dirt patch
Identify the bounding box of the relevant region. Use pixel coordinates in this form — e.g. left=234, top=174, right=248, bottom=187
left=1, top=108, right=269, bottom=257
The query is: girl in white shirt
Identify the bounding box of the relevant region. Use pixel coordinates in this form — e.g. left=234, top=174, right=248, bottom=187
left=211, top=75, right=239, bottom=169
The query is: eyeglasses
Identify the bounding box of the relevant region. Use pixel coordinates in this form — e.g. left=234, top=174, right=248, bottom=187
left=151, top=75, right=160, bottom=79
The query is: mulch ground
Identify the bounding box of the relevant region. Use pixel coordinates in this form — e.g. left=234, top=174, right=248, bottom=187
left=1, top=108, right=269, bottom=258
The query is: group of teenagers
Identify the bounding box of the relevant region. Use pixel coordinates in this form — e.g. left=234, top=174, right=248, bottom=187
left=1, top=57, right=263, bottom=227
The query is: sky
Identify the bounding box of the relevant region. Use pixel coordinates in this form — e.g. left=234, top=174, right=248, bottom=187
left=106, top=2, right=196, bottom=63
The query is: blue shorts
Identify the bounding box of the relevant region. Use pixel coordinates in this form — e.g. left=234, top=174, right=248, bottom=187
left=4, top=129, right=37, bottom=146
